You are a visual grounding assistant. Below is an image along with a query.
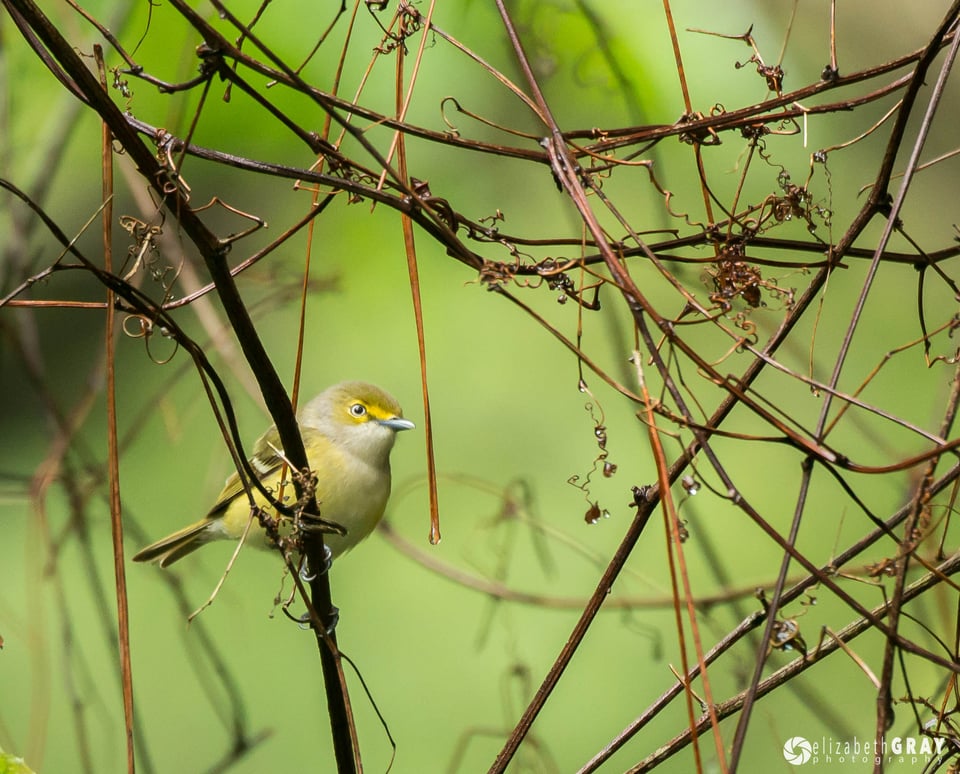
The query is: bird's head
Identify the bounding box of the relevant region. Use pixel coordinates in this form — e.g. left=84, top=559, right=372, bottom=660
left=300, top=381, right=414, bottom=464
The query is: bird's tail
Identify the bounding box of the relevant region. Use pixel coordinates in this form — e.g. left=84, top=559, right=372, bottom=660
left=132, top=520, right=213, bottom=568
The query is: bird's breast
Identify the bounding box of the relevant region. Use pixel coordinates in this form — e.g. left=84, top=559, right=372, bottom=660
left=310, top=449, right=392, bottom=558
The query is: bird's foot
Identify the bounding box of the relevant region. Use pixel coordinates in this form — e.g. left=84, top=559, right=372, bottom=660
left=295, top=605, right=339, bottom=636
left=298, top=544, right=333, bottom=582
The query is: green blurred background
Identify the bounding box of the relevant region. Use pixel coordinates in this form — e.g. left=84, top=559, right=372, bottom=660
left=2, top=1, right=958, bottom=771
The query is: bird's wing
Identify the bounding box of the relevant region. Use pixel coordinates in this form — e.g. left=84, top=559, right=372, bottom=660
left=207, top=425, right=286, bottom=517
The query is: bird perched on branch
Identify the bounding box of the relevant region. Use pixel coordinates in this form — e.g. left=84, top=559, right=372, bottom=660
left=133, top=381, right=414, bottom=568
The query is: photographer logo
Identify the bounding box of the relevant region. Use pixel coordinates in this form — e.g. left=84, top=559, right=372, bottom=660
left=780, top=734, right=945, bottom=767
left=783, top=736, right=812, bottom=765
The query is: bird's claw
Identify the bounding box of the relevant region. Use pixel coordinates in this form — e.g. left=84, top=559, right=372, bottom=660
left=295, top=605, right=339, bottom=636
left=325, top=605, right=340, bottom=635
left=299, top=544, right=333, bottom=582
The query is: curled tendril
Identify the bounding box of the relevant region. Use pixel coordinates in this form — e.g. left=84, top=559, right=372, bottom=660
left=370, top=0, right=423, bottom=54
left=703, top=241, right=796, bottom=322
left=153, top=128, right=192, bottom=201
left=677, top=110, right=722, bottom=147
left=110, top=66, right=133, bottom=106
left=568, top=380, right=617, bottom=524
left=122, top=313, right=180, bottom=365
left=736, top=54, right=784, bottom=95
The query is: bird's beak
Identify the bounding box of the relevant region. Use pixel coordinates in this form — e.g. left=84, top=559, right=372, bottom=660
left=379, top=417, right=415, bottom=432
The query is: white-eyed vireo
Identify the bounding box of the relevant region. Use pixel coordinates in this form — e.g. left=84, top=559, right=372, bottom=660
left=133, top=381, right=414, bottom=567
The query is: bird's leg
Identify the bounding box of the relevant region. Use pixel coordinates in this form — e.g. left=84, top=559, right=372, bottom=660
left=294, top=544, right=338, bottom=634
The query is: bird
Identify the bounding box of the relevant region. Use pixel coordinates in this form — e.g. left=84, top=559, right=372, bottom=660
left=132, top=381, right=414, bottom=568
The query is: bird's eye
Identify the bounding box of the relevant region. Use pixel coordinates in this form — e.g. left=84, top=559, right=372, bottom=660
left=349, top=403, right=367, bottom=418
